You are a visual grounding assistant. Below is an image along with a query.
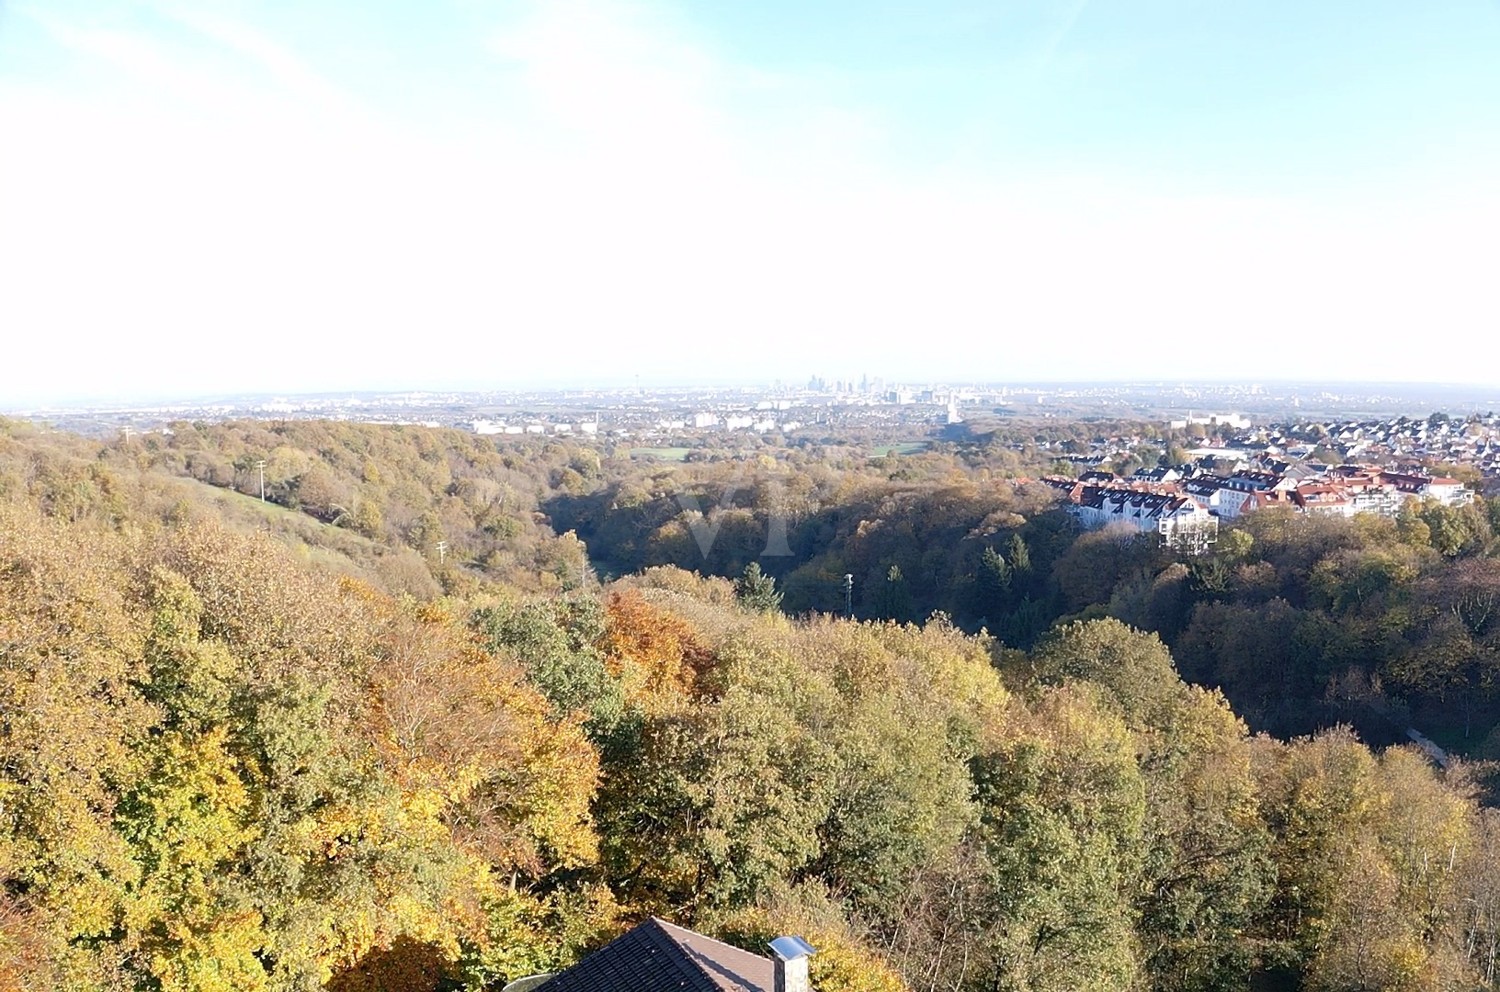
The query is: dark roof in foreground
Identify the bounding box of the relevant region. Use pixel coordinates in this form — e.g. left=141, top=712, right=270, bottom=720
left=542, top=917, right=776, bottom=992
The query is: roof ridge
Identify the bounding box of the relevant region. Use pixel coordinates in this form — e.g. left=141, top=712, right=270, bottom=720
left=651, top=917, right=770, bottom=963
left=651, top=917, right=778, bottom=991
left=640, top=918, right=730, bottom=989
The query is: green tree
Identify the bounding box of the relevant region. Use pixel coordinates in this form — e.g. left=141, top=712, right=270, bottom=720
left=1416, top=499, right=1492, bottom=559
left=735, top=561, right=784, bottom=613
left=471, top=598, right=623, bottom=733
left=593, top=697, right=834, bottom=914
left=1218, top=528, right=1254, bottom=563
left=1136, top=688, right=1273, bottom=992
left=1006, top=533, right=1032, bottom=577
left=974, top=545, right=1012, bottom=621
left=1022, top=618, right=1184, bottom=730
left=875, top=565, right=913, bottom=622
left=972, top=688, right=1147, bottom=992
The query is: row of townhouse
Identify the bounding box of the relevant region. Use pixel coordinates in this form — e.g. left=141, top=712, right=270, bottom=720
left=1042, top=478, right=1219, bottom=551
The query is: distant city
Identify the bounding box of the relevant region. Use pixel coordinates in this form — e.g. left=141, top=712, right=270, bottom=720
left=8, top=378, right=1500, bottom=441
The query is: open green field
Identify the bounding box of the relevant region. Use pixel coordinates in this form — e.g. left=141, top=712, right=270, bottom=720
left=872, top=442, right=929, bottom=457
left=629, top=447, right=693, bottom=461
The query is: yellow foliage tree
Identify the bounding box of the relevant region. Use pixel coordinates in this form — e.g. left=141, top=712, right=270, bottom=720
left=603, top=590, right=715, bottom=711
left=712, top=899, right=909, bottom=992
left=117, top=729, right=267, bottom=992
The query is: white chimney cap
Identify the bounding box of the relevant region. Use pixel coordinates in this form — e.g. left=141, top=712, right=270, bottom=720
left=768, top=936, right=816, bottom=961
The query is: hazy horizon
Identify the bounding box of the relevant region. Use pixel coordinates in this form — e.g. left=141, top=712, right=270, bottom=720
left=3, top=1, right=1498, bottom=405
left=10, top=375, right=1500, bottom=414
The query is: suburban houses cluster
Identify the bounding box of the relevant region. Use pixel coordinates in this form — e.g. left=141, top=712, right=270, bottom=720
left=1020, top=413, right=1500, bottom=482
left=1044, top=460, right=1473, bottom=548
left=1257, top=415, right=1500, bottom=472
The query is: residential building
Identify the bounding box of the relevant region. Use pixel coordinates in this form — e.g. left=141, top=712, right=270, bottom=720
left=1063, top=484, right=1218, bottom=549
left=532, top=917, right=815, bottom=992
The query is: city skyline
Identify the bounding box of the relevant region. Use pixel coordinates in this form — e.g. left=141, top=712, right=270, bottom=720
left=12, top=377, right=1500, bottom=430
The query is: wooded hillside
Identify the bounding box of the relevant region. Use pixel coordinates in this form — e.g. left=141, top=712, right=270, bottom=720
left=3, top=417, right=1499, bottom=991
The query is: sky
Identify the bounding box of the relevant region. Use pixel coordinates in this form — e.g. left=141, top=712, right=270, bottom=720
left=2, top=0, right=1499, bottom=404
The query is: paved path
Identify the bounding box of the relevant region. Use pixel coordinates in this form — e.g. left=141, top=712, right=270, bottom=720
left=1406, top=727, right=1451, bottom=769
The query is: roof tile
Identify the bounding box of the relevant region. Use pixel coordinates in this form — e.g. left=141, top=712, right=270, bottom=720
left=542, top=918, right=776, bottom=992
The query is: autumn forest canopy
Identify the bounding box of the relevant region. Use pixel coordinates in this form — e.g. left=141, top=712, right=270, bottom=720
left=5, top=416, right=1500, bottom=992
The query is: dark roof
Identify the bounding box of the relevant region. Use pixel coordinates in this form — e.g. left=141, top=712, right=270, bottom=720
left=1075, top=485, right=1195, bottom=519
left=1228, top=469, right=1283, bottom=489
left=543, top=918, right=776, bottom=992
left=1182, top=476, right=1228, bottom=496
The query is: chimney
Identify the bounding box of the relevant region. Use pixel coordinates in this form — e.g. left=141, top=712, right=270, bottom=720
left=768, top=936, right=816, bottom=992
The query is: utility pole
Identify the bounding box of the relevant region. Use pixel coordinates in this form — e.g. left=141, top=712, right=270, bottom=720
left=435, top=540, right=448, bottom=565
left=121, top=426, right=134, bottom=443
left=843, top=573, right=854, bottom=619
left=255, top=459, right=266, bottom=501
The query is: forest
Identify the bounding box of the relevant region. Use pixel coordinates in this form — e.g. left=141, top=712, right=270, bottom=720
left=4, top=415, right=1500, bottom=992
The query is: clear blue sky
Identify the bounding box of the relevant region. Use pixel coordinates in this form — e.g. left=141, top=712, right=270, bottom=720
left=2, top=0, right=1498, bottom=403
